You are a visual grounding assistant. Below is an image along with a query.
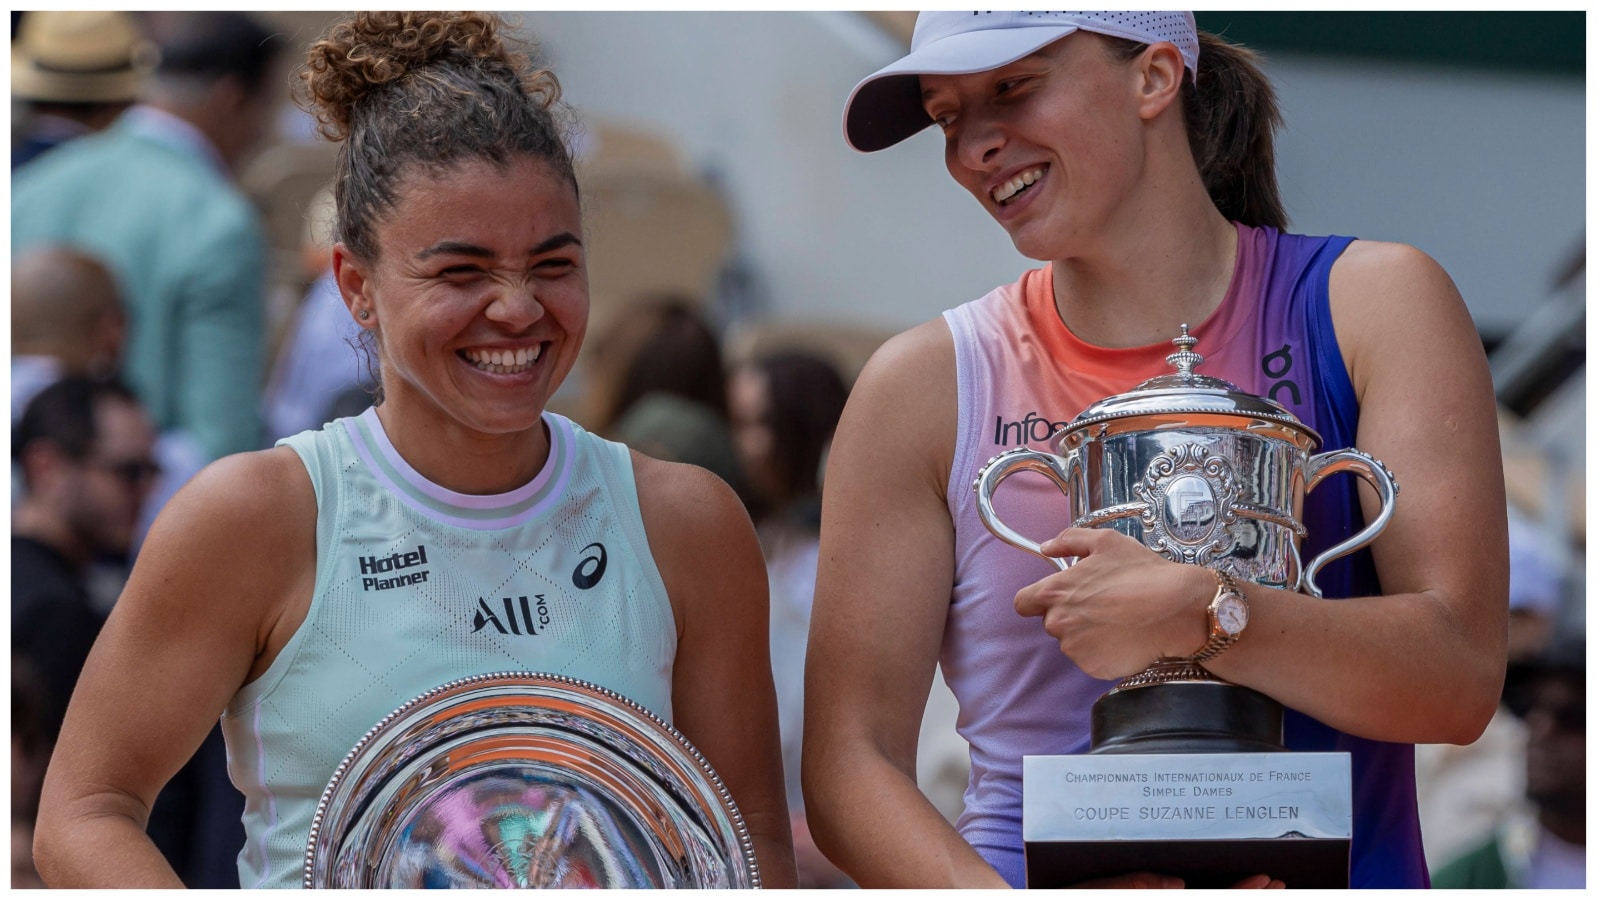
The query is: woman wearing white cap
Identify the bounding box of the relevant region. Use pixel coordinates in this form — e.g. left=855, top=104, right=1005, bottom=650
left=805, top=11, right=1506, bottom=889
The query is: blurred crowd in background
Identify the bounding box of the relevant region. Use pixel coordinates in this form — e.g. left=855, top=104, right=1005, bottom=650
left=9, top=11, right=1585, bottom=890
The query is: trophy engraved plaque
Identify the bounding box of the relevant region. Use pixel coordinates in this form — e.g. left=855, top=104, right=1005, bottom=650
left=303, top=672, right=760, bottom=889
left=975, top=326, right=1399, bottom=888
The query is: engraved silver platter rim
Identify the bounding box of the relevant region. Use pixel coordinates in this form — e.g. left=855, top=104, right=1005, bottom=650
left=302, top=671, right=760, bottom=888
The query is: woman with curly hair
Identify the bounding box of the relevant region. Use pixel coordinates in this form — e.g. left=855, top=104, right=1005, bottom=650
left=32, top=12, right=795, bottom=888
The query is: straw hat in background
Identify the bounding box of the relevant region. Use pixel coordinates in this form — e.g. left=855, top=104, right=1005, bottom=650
left=12, top=11, right=158, bottom=104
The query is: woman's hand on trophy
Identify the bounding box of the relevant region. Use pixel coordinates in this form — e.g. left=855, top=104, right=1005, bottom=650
left=1015, top=528, right=1216, bottom=679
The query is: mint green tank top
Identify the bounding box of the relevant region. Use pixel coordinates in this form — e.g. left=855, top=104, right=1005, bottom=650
left=221, top=407, right=676, bottom=888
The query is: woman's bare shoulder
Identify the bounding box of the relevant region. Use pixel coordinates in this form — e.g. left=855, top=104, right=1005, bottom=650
left=133, top=446, right=318, bottom=611
left=630, top=452, right=751, bottom=543
left=833, top=316, right=958, bottom=491
left=102, top=446, right=319, bottom=688
left=1330, top=239, right=1461, bottom=314
left=629, top=451, right=762, bottom=635
left=154, top=446, right=315, bottom=538
left=855, top=317, right=957, bottom=396
left=1327, top=238, right=1477, bottom=396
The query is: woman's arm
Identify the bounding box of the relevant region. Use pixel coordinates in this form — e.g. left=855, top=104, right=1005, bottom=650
left=1016, top=241, right=1507, bottom=745
left=635, top=455, right=798, bottom=888
left=33, top=448, right=315, bottom=887
left=1250, top=240, right=1507, bottom=740
left=801, top=321, right=1010, bottom=888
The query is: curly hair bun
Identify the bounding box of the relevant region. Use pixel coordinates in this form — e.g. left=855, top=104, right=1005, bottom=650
left=301, top=11, right=548, bottom=142
left=301, top=11, right=576, bottom=264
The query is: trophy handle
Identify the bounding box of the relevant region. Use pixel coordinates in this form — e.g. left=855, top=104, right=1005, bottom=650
left=974, top=447, right=1079, bottom=572
left=1300, top=449, right=1399, bottom=598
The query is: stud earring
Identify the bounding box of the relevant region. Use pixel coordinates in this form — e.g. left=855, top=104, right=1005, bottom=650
left=359, top=310, right=370, bottom=320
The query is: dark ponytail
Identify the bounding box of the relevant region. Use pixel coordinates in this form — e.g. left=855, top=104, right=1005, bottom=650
left=1103, top=30, right=1287, bottom=230
left=1182, top=32, right=1286, bottom=230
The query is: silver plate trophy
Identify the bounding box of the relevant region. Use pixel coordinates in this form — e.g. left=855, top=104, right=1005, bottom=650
left=302, top=672, right=761, bottom=889
left=975, top=326, right=1399, bottom=888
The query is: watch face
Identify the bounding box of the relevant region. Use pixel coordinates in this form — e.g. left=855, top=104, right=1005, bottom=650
left=1217, top=594, right=1248, bottom=635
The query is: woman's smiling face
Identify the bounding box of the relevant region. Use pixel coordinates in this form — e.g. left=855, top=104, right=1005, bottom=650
left=336, top=155, right=587, bottom=437
left=920, top=32, right=1149, bottom=260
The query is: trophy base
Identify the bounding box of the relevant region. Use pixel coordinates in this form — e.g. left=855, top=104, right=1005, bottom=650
left=1024, top=836, right=1350, bottom=889
left=1091, top=678, right=1284, bottom=755
left=1022, top=752, right=1353, bottom=889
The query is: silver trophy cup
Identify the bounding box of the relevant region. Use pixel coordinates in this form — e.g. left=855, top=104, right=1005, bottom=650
left=974, top=326, right=1399, bottom=887
left=302, top=672, right=760, bottom=889
left=976, top=326, right=1397, bottom=604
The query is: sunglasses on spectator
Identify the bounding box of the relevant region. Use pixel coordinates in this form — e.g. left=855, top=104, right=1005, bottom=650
left=87, top=457, right=162, bottom=487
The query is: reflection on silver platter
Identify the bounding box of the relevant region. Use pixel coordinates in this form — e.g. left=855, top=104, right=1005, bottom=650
left=302, top=672, right=760, bottom=888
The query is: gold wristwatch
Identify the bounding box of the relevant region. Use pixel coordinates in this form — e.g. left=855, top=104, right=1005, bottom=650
left=1190, top=569, right=1248, bottom=663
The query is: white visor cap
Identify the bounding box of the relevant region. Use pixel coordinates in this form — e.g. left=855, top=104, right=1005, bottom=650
left=843, top=11, right=1199, bottom=153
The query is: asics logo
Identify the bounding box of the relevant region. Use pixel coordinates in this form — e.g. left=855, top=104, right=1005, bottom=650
left=573, top=542, right=607, bottom=590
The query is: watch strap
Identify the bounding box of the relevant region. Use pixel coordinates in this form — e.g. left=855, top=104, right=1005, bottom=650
left=1190, top=631, right=1233, bottom=663
left=1190, top=569, right=1243, bottom=663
